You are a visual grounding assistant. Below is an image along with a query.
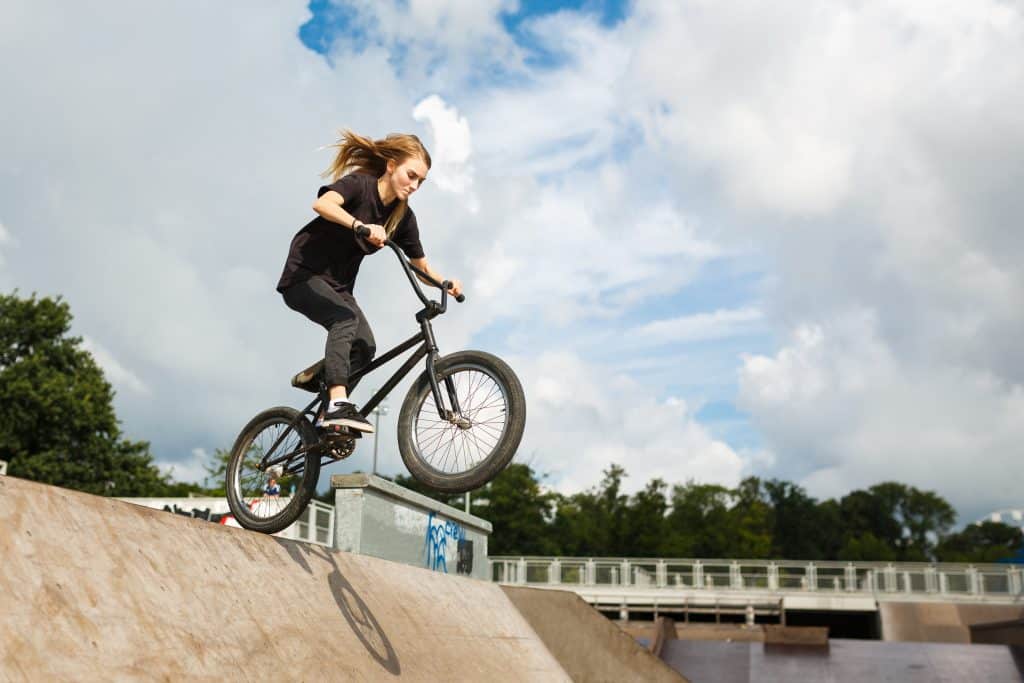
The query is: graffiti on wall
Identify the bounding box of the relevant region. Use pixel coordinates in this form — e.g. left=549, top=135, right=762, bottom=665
left=162, top=503, right=235, bottom=524
left=424, top=511, right=473, bottom=575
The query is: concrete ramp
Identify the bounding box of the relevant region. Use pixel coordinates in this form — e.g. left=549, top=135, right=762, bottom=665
left=0, top=476, right=569, bottom=681
left=880, top=602, right=1024, bottom=643
left=502, top=586, right=687, bottom=682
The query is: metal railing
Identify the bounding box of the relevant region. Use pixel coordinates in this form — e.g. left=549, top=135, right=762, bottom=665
left=289, top=499, right=335, bottom=548
left=489, top=556, right=1024, bottom=603
left=118, top=496, right=335, bottom=549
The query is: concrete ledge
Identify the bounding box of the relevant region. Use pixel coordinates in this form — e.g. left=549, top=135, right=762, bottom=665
left=332, top=474, right=492, bottom=533
left=970, top=618, right=1024, bottom=646
left=332, top=473, right=491, bottom=580
left=764, top=625, right=829, bottom=646
left=503, top=586, right=687, bottom=682
left=650, top=616, right=677, bottom=657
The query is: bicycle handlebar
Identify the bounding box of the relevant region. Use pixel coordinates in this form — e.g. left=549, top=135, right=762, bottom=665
left=355, top=225, right=466, bottom=306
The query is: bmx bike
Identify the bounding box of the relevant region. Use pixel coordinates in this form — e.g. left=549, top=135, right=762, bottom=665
left=225, top=229, right=526, bottom=534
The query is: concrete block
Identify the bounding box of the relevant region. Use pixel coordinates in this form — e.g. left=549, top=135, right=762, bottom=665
left=332, top=473, right=492, bottom=581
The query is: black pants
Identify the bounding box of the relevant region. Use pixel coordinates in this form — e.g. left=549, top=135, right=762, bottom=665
left=281, top=277, right=376, bottom=390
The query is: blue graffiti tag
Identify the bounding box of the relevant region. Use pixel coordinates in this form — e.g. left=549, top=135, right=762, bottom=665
left=424, top=511, right=465, bottom=573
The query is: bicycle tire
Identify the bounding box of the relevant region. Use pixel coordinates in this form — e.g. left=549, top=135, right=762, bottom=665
left=397, top=350, right=526, bottom=493
left=225, top=406, right=321, bottom=534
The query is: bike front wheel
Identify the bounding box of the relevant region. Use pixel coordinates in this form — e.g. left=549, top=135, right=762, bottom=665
left=225, top=406, right=321, bottom=534
left=397, top=350, right=526, bottom=493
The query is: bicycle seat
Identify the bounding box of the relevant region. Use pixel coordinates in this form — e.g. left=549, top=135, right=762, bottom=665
left=291, top=359, right=323, bottom=393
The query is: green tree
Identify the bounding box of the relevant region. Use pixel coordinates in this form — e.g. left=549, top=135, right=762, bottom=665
left=935, top=521, right=1024, bottom=563
left=382, top=459, right=983, bottom=564
left=622, top=478, right=670, bottom=557
left=665, top=481, right=735, bottom=557
left=813, top=498, right=844, bottom=559
left=837, top=483, right=955, bottom=561
left=551, top=465, right=629, bottom=556
left=764, top=479, right=833, bottom=559
left=199, top=447, right=231, bottom=497
left=0, top=292, right=175, bottom=496
left=839, top=488, right=904, bottom=555
left=837, top=532, right=898, bottom=561
left=895, top=485, right=956, bottom=559
left=475, top=463, right=559, bottom=556
left=724, top=477, right=773, bottom=559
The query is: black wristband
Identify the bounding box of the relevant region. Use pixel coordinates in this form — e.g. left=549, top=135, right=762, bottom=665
left=352, top=220, right=362, bottom=231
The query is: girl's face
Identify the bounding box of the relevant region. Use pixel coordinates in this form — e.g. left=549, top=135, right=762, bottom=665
left=386, top=156, right=429, bottom=201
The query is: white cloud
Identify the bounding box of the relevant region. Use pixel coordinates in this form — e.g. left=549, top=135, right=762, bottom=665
left=327, top=0, right=524, bottom=87
left=80, top=336, right=150, bottom=397
left=0, top=0, right=419, bottom=459
left=158, top=448, right=213, bottom=486
left=634, top=307, right=763, bottom=347
left=458, top=178, right=720, bottom=326
left=0, top=220, right=9, bottom=267
left=5, top=0, right=1023, bottom=525
left=610, top=0, right=1024, bottom=520
left=738, top=311, right=1024, bottom=520
left=625, top=0, right=1024, bottom=221
left=469, top=12, right=630, bottom=174
left=412, top=95, right=478, bottom=208
left=512, top=350, right=746, bottom=494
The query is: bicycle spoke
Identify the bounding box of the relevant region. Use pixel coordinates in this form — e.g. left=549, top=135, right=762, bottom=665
left=231, top=419, right=311, bottom=522
left=466, top=426, right=489, bottom=462
left=413, top=364, right=510, bottom=475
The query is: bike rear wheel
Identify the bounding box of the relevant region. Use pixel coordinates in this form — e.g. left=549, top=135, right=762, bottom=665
left=225, top=406, right=320, bottom=534
left=397, top=350, right=526, bottom=493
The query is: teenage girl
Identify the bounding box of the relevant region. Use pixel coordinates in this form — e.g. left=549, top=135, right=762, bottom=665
left=276, top=131, right=463, bottom=432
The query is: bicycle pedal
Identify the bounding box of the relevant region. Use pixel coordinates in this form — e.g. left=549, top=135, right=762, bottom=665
left=321, top=424, right=363, bottom=439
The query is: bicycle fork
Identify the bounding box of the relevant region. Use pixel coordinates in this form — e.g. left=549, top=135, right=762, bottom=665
left=422, top=317, right=467, bottom=426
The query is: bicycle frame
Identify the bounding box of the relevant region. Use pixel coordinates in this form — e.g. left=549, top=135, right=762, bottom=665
left=261, top=239, right=465, bottom=472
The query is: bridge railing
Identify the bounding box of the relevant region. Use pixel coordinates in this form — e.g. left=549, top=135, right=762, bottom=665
left=489, top=556, right=1024, bottom=601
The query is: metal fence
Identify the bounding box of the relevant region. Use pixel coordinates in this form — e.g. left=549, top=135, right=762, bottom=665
left=290, top=499, right=335, bottom=548
left=489, top=556, right=1024, bottom=603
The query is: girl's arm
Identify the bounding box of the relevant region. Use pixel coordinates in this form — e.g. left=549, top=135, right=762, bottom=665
left=410, top=257, right=463, bottom=297
left=313, top=191, right=387, bottom=246
left=312, top=191, right=360, bottom=230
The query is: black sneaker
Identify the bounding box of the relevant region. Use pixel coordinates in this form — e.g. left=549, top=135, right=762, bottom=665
left=317, top=402, right=374, bottom=433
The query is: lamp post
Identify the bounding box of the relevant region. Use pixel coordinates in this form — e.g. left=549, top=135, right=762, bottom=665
left=371, top=399, right=389, bottom=475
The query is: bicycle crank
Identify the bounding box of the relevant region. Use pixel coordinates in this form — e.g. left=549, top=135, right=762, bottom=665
left=323, top=433, right=357, bottom=460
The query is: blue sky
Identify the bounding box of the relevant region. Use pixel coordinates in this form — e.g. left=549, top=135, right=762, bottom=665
left=289, top=0, right=781, bottom=492
left=3, top=0, right=1023, bottom=524
left=300, top=0, right=631, bottom=57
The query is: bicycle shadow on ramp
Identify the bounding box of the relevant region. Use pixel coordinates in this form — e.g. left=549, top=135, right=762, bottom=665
left=275, top=538, right=401, bottom=676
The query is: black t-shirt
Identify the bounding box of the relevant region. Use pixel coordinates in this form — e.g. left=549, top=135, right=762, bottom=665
left=276, top=173, right=425, bottom=294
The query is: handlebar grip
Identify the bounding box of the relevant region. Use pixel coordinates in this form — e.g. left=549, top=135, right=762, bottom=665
left=354, top=224, right=371, bottom=238
left=442, top=281, right=466, bottom=303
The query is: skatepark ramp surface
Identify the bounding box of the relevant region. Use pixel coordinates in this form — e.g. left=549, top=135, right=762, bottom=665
left=0, top=476, right=569, bottom=681
left=880, top=601, right=1024, bottom=643
left=502, top=586, right=686, bottom=682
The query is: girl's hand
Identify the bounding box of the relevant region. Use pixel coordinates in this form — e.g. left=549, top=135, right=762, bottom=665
left=364, top=223, right=387, bottom=247
left=447, top=278, right=464, bottom=298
